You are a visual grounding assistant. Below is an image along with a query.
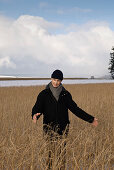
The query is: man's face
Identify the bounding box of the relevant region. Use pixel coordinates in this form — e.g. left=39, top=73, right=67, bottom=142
left=51, top=78, right=62, bottom=88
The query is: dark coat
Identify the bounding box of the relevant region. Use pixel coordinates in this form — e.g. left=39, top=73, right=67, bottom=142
left=32, top=84, right=94, bottom=135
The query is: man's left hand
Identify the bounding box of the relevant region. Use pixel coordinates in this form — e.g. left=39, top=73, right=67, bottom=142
left=92, top=118, right=98, bottom=127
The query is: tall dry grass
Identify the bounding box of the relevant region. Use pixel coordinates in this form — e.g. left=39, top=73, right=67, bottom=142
left=0, top=83, right=114, bottom=170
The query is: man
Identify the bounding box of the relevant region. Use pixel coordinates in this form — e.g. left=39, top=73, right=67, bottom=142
left=32, top=69, right=98, bottom=169
left=32, top=69, right=98, bottom=131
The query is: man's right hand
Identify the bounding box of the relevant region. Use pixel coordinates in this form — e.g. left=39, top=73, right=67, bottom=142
left=33, top=113, right=41, bottom=123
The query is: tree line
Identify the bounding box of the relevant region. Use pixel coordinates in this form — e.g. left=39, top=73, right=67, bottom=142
left=109, top=47, right=114, bottom=79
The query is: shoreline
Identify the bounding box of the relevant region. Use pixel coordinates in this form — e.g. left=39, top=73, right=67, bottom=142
left=0, top=82, right=114, bottom=88
left=0, top=77, right=89, bottom=81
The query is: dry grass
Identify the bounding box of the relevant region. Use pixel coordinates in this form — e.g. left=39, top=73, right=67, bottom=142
left=0, top=83, right=114, bottom=170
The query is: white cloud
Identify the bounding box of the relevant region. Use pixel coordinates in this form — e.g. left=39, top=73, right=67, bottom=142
left=0, top=15, right=114, bottom=77
left=57, top=7, right=92, bottom=15
left=0, top=56, right=16, bottom=68
left=39, top=2, right=49, bottom=8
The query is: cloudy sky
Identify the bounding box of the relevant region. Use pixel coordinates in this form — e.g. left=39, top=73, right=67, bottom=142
left=0, top=0, right=114, bottom=78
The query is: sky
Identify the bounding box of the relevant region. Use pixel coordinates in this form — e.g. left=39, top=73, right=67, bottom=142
left=0, top=0, right=114, bottom=78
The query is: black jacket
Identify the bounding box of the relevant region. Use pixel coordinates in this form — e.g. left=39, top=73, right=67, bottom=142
left=32, top=84, right=94, bottom=135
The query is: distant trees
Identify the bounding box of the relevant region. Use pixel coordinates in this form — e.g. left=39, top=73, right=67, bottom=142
left=108, top=47, right=114, bottom=79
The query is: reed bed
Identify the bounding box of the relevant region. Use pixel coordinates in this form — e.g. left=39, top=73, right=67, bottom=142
left=0, top=83, right=114, bottom=170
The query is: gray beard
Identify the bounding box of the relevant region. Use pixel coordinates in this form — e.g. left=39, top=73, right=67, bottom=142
left=49, top=82, right=63, bottom=101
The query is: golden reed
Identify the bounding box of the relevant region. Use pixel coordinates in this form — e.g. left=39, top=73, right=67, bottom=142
left=0, top=83, right=114, bottom=169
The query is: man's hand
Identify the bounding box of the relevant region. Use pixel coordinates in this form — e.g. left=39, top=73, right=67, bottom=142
left=92, top=118, right=98, bottom=127
left=33, top=113, right=41, bottom=123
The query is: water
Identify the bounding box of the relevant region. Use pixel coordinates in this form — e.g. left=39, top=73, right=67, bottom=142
left=0, top=79, right=114, bottom=87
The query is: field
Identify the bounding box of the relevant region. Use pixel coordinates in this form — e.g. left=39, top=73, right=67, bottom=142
left=0, top=83, right=114, bottom=170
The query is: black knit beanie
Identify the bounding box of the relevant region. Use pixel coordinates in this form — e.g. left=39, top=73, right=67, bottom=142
left=51, top=70, right=63, bottom=80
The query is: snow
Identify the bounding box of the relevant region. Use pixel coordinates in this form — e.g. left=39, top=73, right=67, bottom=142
left=0, top=75, right=16, bottom=78
left=0, top=79, right=114, bottom=87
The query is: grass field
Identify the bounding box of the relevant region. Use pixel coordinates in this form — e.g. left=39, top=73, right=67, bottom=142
left=0, top=83, right=114, bottom=169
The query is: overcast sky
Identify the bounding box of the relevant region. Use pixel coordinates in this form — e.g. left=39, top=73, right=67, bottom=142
left=0, top=0, right=114, bottom=77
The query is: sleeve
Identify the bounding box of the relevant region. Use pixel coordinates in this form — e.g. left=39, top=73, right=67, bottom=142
left=31, top=91, right=44, bottom=120
left=66, top=92, right=94, bottom=123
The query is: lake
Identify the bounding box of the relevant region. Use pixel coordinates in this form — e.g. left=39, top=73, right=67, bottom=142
left=0, top=79, right=114, bottom=87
